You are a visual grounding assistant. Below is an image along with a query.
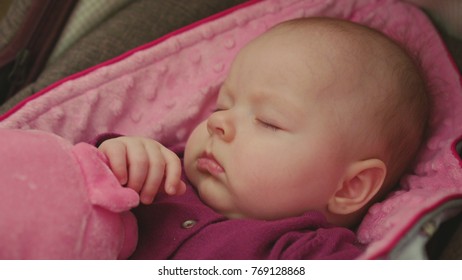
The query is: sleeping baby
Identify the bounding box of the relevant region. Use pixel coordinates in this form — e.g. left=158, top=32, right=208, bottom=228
left=97, top=17, right=430, bottom=259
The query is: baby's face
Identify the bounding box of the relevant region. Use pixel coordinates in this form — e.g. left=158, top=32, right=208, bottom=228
left=184, top=27, right=356, bottom=220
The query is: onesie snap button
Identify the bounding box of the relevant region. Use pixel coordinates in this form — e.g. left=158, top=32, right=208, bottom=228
left=182, top=219, right=197, bottom=229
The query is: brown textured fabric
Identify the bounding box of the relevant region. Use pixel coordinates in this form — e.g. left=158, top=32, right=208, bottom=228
left=0, top=0, right=31, bottom=50
left=0, top=0, right=78, bottom=103
left=0, top=0, right=247, bottom=113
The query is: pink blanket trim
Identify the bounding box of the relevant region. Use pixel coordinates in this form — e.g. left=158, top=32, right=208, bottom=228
left=1, top=0, right=462, bottom=259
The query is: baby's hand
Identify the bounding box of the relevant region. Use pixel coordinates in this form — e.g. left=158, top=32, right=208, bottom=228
left=98, top=136, right=186, bottom=204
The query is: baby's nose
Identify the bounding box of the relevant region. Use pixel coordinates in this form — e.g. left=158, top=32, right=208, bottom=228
left=206, top=111, right=235, bottom=142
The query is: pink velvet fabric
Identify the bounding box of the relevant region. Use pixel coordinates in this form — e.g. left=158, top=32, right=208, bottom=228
left=0, top=129, right=139, bottom=259
left=1, top=0, right=461, bottom=259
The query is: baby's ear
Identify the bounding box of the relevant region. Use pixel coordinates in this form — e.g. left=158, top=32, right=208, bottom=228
left=327, top=159, right=386, bottom=215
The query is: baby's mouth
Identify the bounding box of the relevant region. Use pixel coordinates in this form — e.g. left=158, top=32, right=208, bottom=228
left=196, top=152, right=224, bottom=176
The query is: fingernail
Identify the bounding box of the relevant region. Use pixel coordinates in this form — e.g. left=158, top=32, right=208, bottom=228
left=166, top=185, right=176, bottom=195
left=141, top=195, right=153, bottom=204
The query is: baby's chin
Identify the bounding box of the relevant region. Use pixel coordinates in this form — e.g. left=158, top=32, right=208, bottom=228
left=199, top=195, right=269, bottom=220
left=217, top=209, right=247, bottom=219
left=194, top=186, right=244, bottom=219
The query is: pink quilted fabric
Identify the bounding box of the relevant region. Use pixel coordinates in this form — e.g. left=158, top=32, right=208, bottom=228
left=1, top=0, right=461, bottom=259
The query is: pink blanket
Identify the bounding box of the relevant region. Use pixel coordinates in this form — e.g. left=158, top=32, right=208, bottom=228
left=1, top=0, right=461, bottom=259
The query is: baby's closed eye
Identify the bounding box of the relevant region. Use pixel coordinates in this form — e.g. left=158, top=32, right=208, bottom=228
left=256, top=118, right=281, bottom=131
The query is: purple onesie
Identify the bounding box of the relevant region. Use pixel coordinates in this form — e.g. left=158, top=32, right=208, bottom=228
left=129, top=177, right=363, bottom=259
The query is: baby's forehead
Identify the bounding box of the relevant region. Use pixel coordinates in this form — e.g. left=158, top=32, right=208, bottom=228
left=229, top=18, right=413, bottom=106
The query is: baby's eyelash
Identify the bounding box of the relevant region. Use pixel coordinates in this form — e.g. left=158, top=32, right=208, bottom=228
left=212, top=107, right=225, bottom=113
left=257, top=119, right=280, bottom=131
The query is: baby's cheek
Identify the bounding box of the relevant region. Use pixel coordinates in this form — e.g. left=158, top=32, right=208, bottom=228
left=232, top=151, right=285, bottom=191
left=183, top=138, right=202, bottom=184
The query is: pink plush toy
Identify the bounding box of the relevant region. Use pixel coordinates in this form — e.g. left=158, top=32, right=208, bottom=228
left=0, top=128, right=139, bottom=259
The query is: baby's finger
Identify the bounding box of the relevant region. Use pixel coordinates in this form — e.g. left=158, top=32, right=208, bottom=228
left=99, top=141, right=128, bottom=185
left=125, top=142, right=149, bottom=193
left=160, top=147, right=185, bottom=195
left=139, top=145, right=168, bottom=204
left=173, top=181, right=187, bottom=195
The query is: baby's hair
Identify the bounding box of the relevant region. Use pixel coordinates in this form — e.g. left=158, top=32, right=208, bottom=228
left=375, top=41, right=431, bottom=193
left=274, top=18, right=431, bottom=198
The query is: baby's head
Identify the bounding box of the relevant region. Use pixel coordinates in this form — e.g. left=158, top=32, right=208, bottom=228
left=184, top=17, right=429, bottom=227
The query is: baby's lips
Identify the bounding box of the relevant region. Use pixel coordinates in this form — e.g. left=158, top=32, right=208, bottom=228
left=197, top=156, right=225, bottom=175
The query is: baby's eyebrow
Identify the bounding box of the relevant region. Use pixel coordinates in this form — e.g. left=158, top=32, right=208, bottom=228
left=217, top=83, right=228, bottom=96
left=215, top=83, right=234, bottom=104
left=252, top=91, right=303, bottom=121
